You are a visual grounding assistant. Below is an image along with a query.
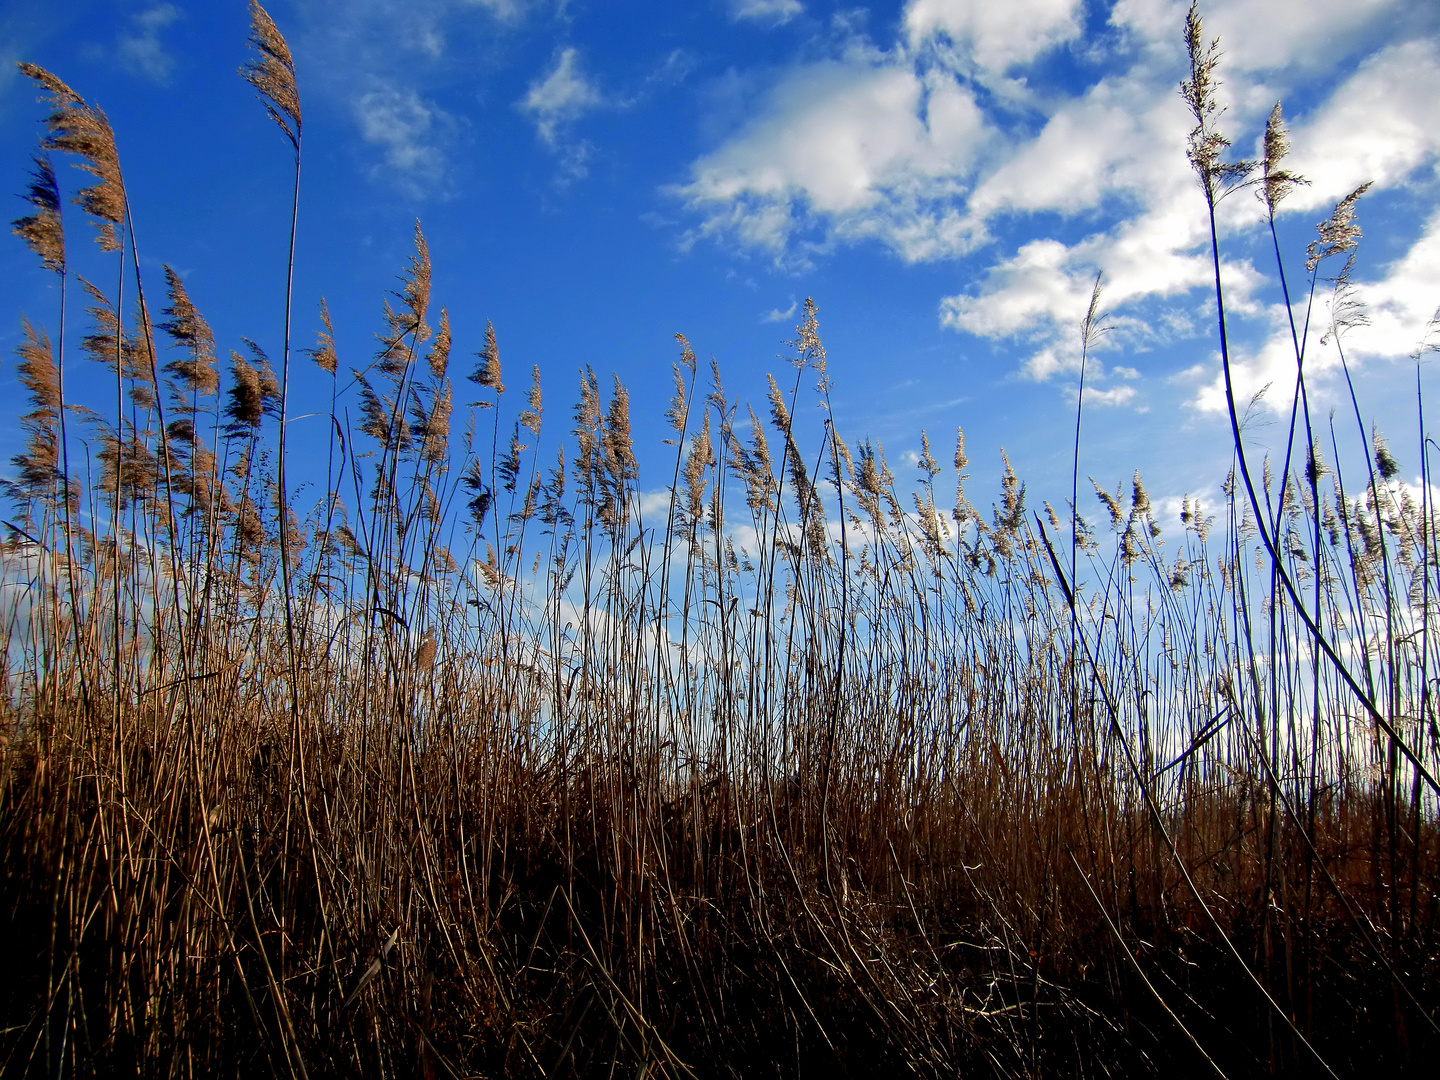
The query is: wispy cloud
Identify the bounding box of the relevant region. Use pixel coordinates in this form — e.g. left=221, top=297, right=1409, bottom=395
left=354, top=82, right=462, bottom=197
left=763, top=298, right=797, bottom=322
left=116, top=3, right=180, bottom=84
left=290, top=0, right=535, bottom=192
left=645, top=49, right=696, bottom=89
left=729, top=0, right=804, bottom=26
left=467, top=0, right=532, bottom=21
left=520, top=47, right=604, bottom=147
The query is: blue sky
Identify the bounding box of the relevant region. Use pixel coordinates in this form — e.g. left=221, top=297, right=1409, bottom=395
left=2, top=0, right=1439, bottom=534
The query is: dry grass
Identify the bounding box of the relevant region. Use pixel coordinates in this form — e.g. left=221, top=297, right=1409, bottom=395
left=1, top=4, right=1437, bottom=1077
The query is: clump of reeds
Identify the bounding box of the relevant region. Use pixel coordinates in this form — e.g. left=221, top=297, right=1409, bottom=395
left=0, top=3, right=1435, bottom=1077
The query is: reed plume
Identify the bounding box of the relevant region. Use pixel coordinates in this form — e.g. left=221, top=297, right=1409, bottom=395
left=11, top=153, right=64, bottom=275
left=240, top=0, right=301, bottom=148
left=18, top=63, right=125, bottom=251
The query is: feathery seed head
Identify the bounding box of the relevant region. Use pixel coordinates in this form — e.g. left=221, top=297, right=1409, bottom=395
left=310, top=298, right=338, bottom=374
left=1260, top=102, right=1305, bottom=214
left=98, top=427, right=158, bottom=509
left=20, top=63, right=126, bottom=251
left=519, top=365, right=543, bottom=437
left=413, top=629, right=437, bottom=672
left=243, top=339, right=281, bottom=407
left=1131, top=471, right=1150, bottom=517
left=664, top=362, right=688, bottom=441
left=787, top=298, right=827, bottom=384
left=707, top=357, right=728, bottom=416
left=1321, top=254, right=1369, bottom=345
left=417, top=382, right=452, bottom=463
left=17, top=63, right=80, bottom=108
left=16, top=317, right=60, bottom=412
left=13, top=153, right=65, bottom=275
left=1374, top=431, right=1399, bottom=481
left=11, top=317, right=63, bottom=505
left=78, top=277, right=148, bottom=398
left=224, top=350, right=265, bottom=435
left=1307, top=183, right=1371, bottom=271
left=426, top=308, right=451, bottom=380
left=739, top=404, right=776, bottom=513
left=159, top=266, right=219, bottom=395
left=1179, top=5, right=1252, bottom=200
left=854, top=439, right=883, bottom=519
left=470, top=320, right=504, bottom=393
left=603, top=376, right=637, bottom=485
left=996, top=450, right=1026, bottom=535
left=1094, top=478, right=1124, bottom=529
left=675, top=331, right=697, bottom=373
left=241, top=1, right=302, bottom=148
left=766, top=373, right=790, bottom=435
left=400, top=221, right=430, bottom=337
left=684, top=411, right=713, bottom=535
left=1080, top=271, right=1110, bottom=353
left=918, top=431, right=940, bottom=481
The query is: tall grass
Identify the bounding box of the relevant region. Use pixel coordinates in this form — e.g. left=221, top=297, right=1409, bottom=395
left=1, top=4, right=1436, bottom=1076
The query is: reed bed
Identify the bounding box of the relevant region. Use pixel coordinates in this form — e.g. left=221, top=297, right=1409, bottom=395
left=1, top=4, right=1436, bottom=1076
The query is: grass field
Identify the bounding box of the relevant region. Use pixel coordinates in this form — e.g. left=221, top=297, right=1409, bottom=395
left=1, top=4, right=1436, bottom=1076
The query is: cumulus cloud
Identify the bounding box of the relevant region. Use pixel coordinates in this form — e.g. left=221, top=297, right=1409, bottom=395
left=1281, top=40, right=1440, bottom=213
left=1078, top=384, right=1139, bottom=408
left=670, top=0, right=1434, bottom=416
left=904, top=0, right=1083, bottom=72
left=116, top=4, right=180, bottom=83
left=1114, top=0, right=1402, bottom=73
left=1195, top=210, right=1440, bottom=415
left=520, top=47, right=605, bottom=147
left=730, top=0, right=803, bottom=25
left=674, top=57, right=990, bottom=259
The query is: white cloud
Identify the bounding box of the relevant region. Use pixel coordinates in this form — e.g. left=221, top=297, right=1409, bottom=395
left=464, top=0, right=530, bottom=20
left=354, top=83, right=460, bottom=195
left=944, top=238, right=1098, bottom=341
left=935, top=9, right=1434, bottom=387
left=1198, top=0, right=1398, bottom=73
left=1079, top=384, right=1139, bottom=408
left=764, top=299, right=797, bottom=322
left=1357, top=211, right=1440, bottom=359
left=554, top=139, right=595, bottom=184
left=675, top=58, right=990, bottom=259
left=674, top=0, right=1435, bottom=405
left=1111, top=0, right=1398, bottom=72
left=116, top=4, right=180, bottom=83
left=520, top=47, right=605, bottom=147
left=1282, top=40, right=1440, bottom=213
left=1195, top=210, right=1440, bottom=415
left=937, top=191, right=1261, bottom=352
left=730, top=0, right=803, bottom=25
left=905, top=0, right=1083, bottom=73
left=965, top=71, right=1190, bottom=221
left=636, top=488, right=675, bottom=519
